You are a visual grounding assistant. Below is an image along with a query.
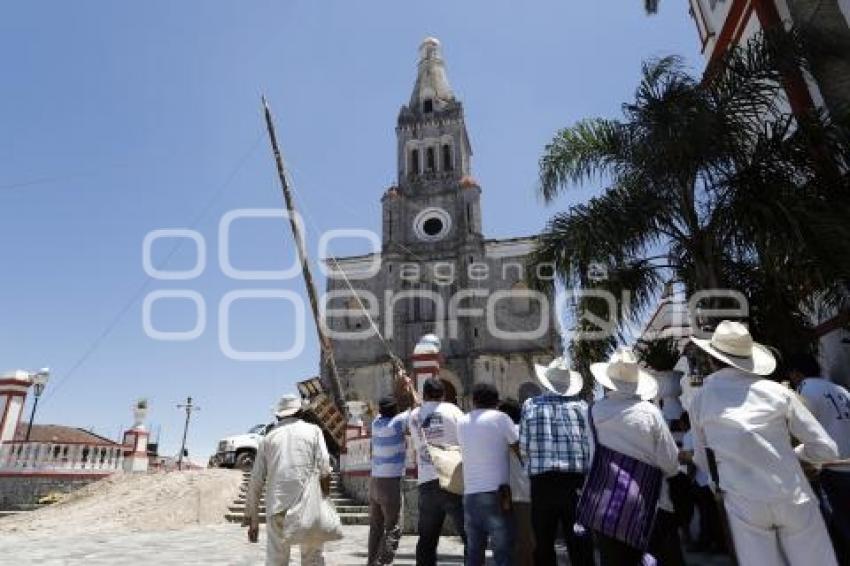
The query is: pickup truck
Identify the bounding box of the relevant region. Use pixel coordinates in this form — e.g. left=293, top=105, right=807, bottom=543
left=210, top=423, right=270, bottom=471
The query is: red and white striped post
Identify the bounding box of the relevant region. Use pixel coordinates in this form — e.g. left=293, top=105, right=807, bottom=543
left=0, top=371, right=33, bottom=443
left=411, top=334, right=442, bottom=396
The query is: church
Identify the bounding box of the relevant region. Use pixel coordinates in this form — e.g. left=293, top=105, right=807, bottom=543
left=323, top=38, right=561, bottom=408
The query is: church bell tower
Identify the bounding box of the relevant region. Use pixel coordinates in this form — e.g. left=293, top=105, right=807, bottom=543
left=382, top=37, right=482, bottom=255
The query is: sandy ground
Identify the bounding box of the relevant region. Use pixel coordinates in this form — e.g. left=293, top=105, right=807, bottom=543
left=0, top=468, right=242, bottom=534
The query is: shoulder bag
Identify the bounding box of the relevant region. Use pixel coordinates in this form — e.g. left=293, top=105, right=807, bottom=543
left=281, top=428, right=344, bottom=545
left=575, top=405, right=663, bottom=551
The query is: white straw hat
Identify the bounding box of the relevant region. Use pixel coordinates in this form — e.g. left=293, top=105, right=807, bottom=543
left=690, top=320, right=776, bottom=376
left=591, top=346, right=658, bottom=401
left=534, top=357, right=583, bottom=397
left=273, top=394, right=303, bottom=418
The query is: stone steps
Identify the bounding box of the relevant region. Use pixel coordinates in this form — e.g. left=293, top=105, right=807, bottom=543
left=226, top=472, right=369, bottom=526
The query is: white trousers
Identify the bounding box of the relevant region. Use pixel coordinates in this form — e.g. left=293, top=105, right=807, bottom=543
left=725, top=494, right=837, bottom=566
left=267, top=512, right=325, bottom=566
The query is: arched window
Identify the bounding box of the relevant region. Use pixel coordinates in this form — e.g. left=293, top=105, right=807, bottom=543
left=345, top=297, right=363, bottom=330
left=411, top=149, right=420, bottom=176
left=511, top=281, right=532, bottom=315
left=442, top=144, right=453, bottom=171
left=426, top=147, right=436, bottom=172
left=422, top=98, right=434, bottom=113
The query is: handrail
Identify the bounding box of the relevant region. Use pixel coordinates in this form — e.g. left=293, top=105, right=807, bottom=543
left=0, top=440, right=124, bottom=473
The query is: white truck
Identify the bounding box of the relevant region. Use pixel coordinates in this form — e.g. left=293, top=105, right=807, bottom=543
left=210, top=424, right=270, bottom=471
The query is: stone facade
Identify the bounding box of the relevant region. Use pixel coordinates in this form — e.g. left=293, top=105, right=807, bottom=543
left=323, top=38, right=560, bottom=408
left=0, top=475, right=105, bottom=510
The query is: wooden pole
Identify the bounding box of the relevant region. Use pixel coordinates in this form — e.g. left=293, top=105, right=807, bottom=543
left=261, top=96, right=346, bottom=411
left=176, top=396, right=199, bottom=471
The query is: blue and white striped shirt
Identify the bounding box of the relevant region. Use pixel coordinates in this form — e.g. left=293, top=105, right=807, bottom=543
left=371, top=411, right=409, bottom=478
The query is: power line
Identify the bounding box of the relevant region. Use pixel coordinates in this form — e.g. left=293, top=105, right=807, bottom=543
left=41, top=130, right=265, bottom=405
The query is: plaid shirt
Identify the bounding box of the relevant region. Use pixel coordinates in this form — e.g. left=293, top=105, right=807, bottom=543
left=519, top=393, right=590, bottom=476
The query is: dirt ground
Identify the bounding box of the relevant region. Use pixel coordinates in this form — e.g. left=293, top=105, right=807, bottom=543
left=0, top=468, right=242, bottom=534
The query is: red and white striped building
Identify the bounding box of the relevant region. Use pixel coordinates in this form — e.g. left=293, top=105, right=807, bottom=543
left=689, top=0, right=850, bottom=115
left=661, top=0, right=850, bottom=385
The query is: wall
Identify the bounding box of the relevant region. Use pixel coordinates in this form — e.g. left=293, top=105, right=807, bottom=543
left=340, top=474, right=458, bottom=535
left=0, top=474, right=106, bottom=510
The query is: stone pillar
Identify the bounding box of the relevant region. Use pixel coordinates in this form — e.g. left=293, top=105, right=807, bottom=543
left=411, top=334, right=442, bottom=396
left=345, top=401, right=368, bottom=439
left=122, top=402, right=149, bottom=473
left=0, top=371, right=33, bottom=443
left=122, top=428, right=149, bottom=472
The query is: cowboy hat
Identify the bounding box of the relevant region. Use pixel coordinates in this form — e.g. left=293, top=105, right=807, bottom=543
left=690, top=320, right=776, bottom=376
left=591, top=347, right=658, bottom=401
left=534, top=357, right=583, bottom=397
left=273, top=394, right=303, bottom=418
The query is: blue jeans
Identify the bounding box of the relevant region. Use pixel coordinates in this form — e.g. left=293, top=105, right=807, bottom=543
left=463, top=491, right=515, bottom=566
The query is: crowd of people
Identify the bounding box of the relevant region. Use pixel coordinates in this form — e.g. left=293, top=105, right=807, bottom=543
left=244, top=320, right=850, bottom=566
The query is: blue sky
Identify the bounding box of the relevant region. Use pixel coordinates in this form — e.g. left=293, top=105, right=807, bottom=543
left=0, top=1, right=702, bottom=460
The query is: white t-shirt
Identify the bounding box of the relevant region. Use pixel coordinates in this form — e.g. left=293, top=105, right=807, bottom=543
left=409, top=401, right=464, bottom=485
left=798, top=378, right=850, bottom=470
left=457, top=409, right=519, bottom=495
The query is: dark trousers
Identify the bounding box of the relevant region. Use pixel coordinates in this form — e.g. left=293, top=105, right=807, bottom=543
left=368, top=476, right=403, bottom=566
left=821, top=469, right=850, bottom=566
left=668, top=473, right=694, bottom=537
left=530, top=471, right=594, bottom=566
left=693, top=484, right=724, bottom=549
left=415, top=479, right=466, bottom=566
left=596, top=509, right=685, bottom=566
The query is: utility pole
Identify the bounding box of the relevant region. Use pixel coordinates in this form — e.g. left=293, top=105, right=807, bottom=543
left=262, top=96, right=346, bottom=411
left=176, top=397, right=199, bottom=470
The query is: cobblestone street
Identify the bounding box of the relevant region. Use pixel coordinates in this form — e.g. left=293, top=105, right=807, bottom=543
left=0, top=524, right=467, bottom=565
left=0, top=522, right=734, bottom=565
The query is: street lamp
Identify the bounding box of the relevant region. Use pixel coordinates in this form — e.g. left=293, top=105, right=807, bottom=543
left=24, top=368, right=50, bottom=442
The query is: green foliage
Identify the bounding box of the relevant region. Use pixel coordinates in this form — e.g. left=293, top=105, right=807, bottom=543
left=636, top=337, right=681, bottom=372
left=535, top=27, right=850, bottom=373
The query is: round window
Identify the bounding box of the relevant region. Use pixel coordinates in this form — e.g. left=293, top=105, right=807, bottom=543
left=422, top=217, right=444, bottom=236
left=413, top=208, right=452, bottom=241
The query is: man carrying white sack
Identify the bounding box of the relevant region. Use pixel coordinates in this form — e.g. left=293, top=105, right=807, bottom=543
left=689, top=321, right=839, bottom=566
left=245, top=394, right=332, bottom=566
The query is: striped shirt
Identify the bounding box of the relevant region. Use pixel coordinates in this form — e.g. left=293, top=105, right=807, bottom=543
left=371, top=411, right=409, bottom=478
left=520, top=393, right=590, bottom=476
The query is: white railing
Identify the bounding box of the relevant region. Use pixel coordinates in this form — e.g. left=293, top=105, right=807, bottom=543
left=340, top=434, right=416, bottom=476
left=0, top=441, right=124, bottom=474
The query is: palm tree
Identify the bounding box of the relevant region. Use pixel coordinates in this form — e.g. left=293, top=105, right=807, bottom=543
left=535, top=29, right=850, bottom=372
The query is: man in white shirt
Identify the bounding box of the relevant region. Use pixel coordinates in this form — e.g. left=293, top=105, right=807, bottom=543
left=245, top=394, right=331, bottom=566
left=408, top=377, right=466, bottom=566
left=788, top=352, right=850, bottom=564
left=690, top=321, right=839, bottom=566
left=457, top=382, right=520, bottom=566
